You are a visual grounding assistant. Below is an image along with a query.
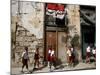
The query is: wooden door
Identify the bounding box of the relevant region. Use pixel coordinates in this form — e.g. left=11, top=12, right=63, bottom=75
left=46, top=32, right=57, bottom=60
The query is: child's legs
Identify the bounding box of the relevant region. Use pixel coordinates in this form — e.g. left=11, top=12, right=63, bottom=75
left=22, top=59, right=25, bottom=70
left=34, top=60, right=36, bottom=68
left=49, top=61, right=52, bottom=69
left=37, top=59, right=39, bottom=68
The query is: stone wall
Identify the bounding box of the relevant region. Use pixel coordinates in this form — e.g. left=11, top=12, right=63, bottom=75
left=67, top=5, right=80, bottom=37
left=11, top=1, right=44, bottom=64
left=67, top=5, right=82, bottom=61
left=14, top=25, right=44, bottom=63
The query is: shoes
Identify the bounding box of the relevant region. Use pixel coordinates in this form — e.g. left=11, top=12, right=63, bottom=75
left=27, top=70, right=30, bottom=73
left=21, top=70, right=24, bottom=73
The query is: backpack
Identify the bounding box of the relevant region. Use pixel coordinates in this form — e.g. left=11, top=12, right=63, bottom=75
left=23, top=52, right=29, bottom=59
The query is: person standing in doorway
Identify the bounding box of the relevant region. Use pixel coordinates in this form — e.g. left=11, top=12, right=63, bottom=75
left=21, top=47, right=30, bottom=73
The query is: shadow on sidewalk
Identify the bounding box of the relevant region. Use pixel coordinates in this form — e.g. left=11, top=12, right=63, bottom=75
left=29, top=65, right=47, bottom=73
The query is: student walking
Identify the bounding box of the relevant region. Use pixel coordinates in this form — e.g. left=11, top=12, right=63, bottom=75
left=92, top=47, right=96, bottom=62
left=70, top=47, right=75, bottom=66
left=66, top=47, right=72, bottom=66
left=86, top=46, right=91, bottom=63
left=34, top=48, right=40, bottom=69
left=21, top=47, right=30, bottom=73
left=49, top=48, right=56, bottom=71
left=47, top=48, right=52, bottom=67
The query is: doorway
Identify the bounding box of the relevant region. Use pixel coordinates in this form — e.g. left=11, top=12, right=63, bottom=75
left=81, top=25, right=95, bottom=59
left=45, top=32, right=57, bottom=60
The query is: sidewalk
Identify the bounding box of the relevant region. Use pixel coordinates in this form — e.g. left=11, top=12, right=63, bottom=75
left=11, top=62, right=96, bottom=74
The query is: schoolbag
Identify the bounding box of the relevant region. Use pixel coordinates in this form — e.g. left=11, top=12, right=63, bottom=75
left=23, top=52, right=29, bottom=59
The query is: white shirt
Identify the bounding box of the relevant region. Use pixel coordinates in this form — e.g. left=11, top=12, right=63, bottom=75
left=67, top=49, right=71, bottom=56
left=71, top=48, right=74, bottom=52
left=86, top=46, right=91, bottom=52
left=22, top=51, right=25, bottom=57
left=92, top=49, right=96, bottom=54
left=50, top=50, right=54, bottom=56
left=48, top=49, right=51, bottom=54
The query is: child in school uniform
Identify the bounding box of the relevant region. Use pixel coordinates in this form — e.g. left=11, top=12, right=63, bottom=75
left=21, top=47, right=30, bottom=73
left=66, top=47, right=72, bottom=66
left=48, top=48, right=52, bottom=67
left=92, top=47, right=96, bottom=62
left=86, top=46, right=91, bottom=63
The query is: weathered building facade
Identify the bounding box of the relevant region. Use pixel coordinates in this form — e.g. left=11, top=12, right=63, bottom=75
left=11, top=1, right=45, bottom=63
left=44, top=4, right=81, bottom=63
left=11, top=1, right=96, bottom=64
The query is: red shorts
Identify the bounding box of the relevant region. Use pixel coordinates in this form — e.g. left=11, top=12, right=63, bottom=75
left=48, top=55, right=51, bottom=61
left=86, top=52, right=90, bottom=58
left=69, top=56, right=72, bottom=62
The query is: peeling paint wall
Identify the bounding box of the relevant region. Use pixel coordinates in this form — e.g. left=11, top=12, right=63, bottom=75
left=67, top=5, right=80, bottom=36
left=58, top=32, right=67, bottom=63
left=11, top=0, right=19, bottom=60
left=11, top=1, right=44, bottom=63
left=20, top=2, right=44, bottom=39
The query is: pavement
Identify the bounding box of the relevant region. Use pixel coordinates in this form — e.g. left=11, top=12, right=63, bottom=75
left=11, top=62, right=96, bottom=75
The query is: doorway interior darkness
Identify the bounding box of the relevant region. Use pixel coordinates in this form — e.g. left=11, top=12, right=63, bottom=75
left=81, top=25, right=96, bottom=59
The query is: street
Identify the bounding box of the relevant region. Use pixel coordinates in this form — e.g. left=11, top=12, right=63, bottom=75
left=11, top=62, right=96, bottom=74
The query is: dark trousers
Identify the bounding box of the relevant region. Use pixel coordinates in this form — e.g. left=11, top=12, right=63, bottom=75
left=34, top=59, right=39, bottom=68
left=22, top=59, right=28, bottom=69
left=49, top=60, right=56, bottom=70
